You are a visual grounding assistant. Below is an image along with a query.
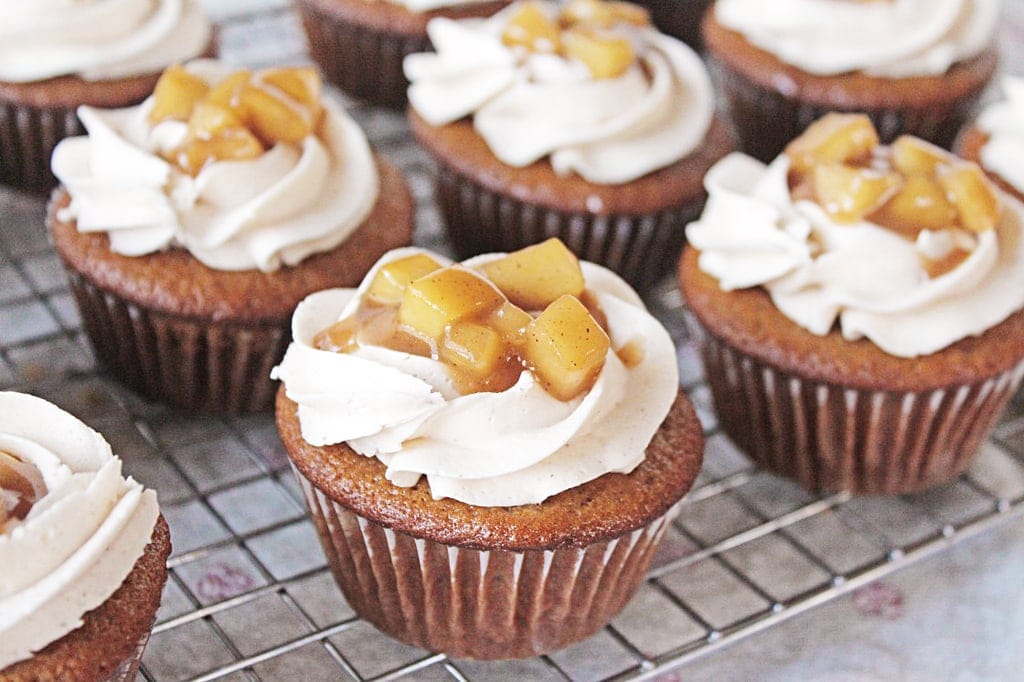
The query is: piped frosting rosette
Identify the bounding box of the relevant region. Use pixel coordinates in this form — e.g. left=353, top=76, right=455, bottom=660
left=0, top=392, right=158, bottom=668
left=272, top=248, right=679, bottom=507
left=977, top=76, right=1024, bottom=195
left=405, top=0, right=714, bottom=184
left=0, top=0, right=211, bottom=83
left=713, top=0, right=999, bottom=78
left=51, top=60, right=379, bottom=273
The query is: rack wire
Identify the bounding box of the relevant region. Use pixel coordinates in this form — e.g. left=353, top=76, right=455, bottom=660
left=1, top=2, right=1023, bottom=679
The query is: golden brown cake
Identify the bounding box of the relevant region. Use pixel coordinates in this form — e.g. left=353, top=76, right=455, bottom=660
left=680, top=114, right=1024, bottom=493
left=702, top=0, right=998, bottom=162
left=294, top=0, right=510, bottom=108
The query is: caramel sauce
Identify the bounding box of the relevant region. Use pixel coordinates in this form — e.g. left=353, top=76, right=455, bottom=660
left=921, top=248, right=971, bottom=279
left=0, top=450, right=47, bottom=529
left=616, top=338, right=645, bottom=368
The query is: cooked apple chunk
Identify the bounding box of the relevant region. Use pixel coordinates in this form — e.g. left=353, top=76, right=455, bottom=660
left=259, top=67, right=323, bottom=117
left=478, top=238, right=586, bottom=311
left=889, top=135, right=949, bottom=177
left=870, top=175, right=958, bottom=237
left=367, top=253, right=444, bottom=305
left=561, top=0, right=650, bottom=28
left=938, top=163, right=1001, bottom=234
left=502, top=2, right=561, bottom=53
left=399, top=267, right=505, bottom=341
left=524, top=294, right=610, bottom=401
left=785, top=113, right=879, bottom=177
left=238, top=83, right=311, bottom=145
left=562, top=28, right=635, bottom=79
left=149, top=65, right=210, bottom=124
left=441, top=321, right=506, bottom=376
left=487, top=301, right=534, bottom=344
left=812, top=164, right=901, bottom=223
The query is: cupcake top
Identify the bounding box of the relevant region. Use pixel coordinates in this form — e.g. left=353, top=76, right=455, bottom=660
left=0, top=392, right=159, bottom=668
left=686, top=113, right=1024, bottom=358
left=713, top=0, right=999, bottom=78
left=977, top=76, right=1024, bottom=195
left=51, top=60, right=379, bottom=273
left=272, top=239, right=678, bottom=507
left=0, top=0, right=211, bottom=84
left=405, top=0, right=714, bottom=184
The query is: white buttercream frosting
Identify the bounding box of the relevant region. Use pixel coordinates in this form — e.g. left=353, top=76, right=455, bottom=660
left=714, top=0, right=999, bottom=78
left=51, top=60, right=379, bottom=273
left=404, top=2, right=714, bottom=184
left=385, top=0, right=500, bottom=12
left=686, top=152, right=1024, bottom=357
left=978, top=76, right=1024, bottom=195
left=0, top=392, right=159, bottom=669
left=0, top=0, right=211, bottom=83
left=271, top=248, right=679, bottom=507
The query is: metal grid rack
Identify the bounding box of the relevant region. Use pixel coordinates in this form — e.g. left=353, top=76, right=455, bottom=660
left=1, top=2, right=1023, bottom=679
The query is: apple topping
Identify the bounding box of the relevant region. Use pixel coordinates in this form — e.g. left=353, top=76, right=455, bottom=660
left=785, top=113, right=1003, bottom=276
left=502, top=2, right=562, bottom=53
left=562, top=0, right=650, bottom=28
left=0, top=450, right=47, bottom=531
left=150, top=65, right=325, bottom=175
left=477, top=237, right=585, bottom=310
left=524, top=294, right=610, bottom=401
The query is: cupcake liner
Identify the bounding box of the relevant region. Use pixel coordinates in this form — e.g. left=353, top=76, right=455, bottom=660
left=66, top=270, right=288, bottom=414
left=435, top=162, right=705, bottom=293
left=628, top=0, right=712, bottom=51
left=100, top=629, right=153, bottom=682
left=693, top=321, right=1024, bottom=494
left=293, top=0, right=430, bottom=109
left=295, top=464, right=681, bottom=659
left=0, top=99, right=82, bottom=192
left=709, top=55, right=986, bottom=162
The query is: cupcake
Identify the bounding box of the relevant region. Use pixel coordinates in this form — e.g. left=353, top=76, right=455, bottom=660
left=0, top=0, right=213, bottom=192
left=48, top=61, right=414, bottom=414
left=272, top=239, right=704, bottom=658
left=625, top=0, right=712, bottom=50
left=0, top=391, right=170, bottom=681
left=680, top=113, right=1024, bottom=494
left=405, top=0, right=734, bottom=292
left=702, top=0, right=1000, bottom=162
left=957, top=76, right=1024, bottom=203
left=293, top=0, right=510, bottom=109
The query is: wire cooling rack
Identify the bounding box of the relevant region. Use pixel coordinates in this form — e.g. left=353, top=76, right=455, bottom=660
left=2, top=2, right=1024, bottom=680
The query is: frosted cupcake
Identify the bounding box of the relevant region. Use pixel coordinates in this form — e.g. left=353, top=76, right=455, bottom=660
left=0, top=392, right=169, bottom=681
left=0, top=0, right=213, bottom=191
left=48, top=61, right=414, bottom=413
left=958, top=76, right=1024, bottom=203
left=293, top=0, right=510, bottom=108
left=273, top=239, right=704, bottom=657
left=406, top=0, right=733, bottom=292
left=680, top=114, right=1024, bottom=493
left=703, top=0, right=1000, bottom=161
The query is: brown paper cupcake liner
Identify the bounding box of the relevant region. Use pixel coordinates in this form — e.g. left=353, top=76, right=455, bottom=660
left=709, top=56, right=984, bottom=163
left=435, top=163, right=704, bottom=293
left=692, top=321, right=1024, bottom=494
left=66, top=271, right=288, bottom=414
left=100, top=629, right=153, bottom=682
left=293, top=0, right=430, bottom=109
left=0, top=99, right=82, bottom=192
left=295, top=465, right=681, bottom=659
left=628, top=0, right=712, bottom=51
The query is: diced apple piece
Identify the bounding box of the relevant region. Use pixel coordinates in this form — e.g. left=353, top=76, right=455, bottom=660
left=487, top=301, right=533, bottom=344
left=938, top=163, right=1002, bottom=233
left=237, top=84, right=311, bottom=145
left=524, top=294, right=610, bottom=401
left=313, top=319, right=358, bottom=352
left=149, top=65, right=210, bottom=124
left=478, top=238, right=586, bottom=311
left=502, top=2, right=561, bottom=53
left=441, top=321, right=506, bottom=376
left=187, top=102, right=246, bottom=139
left=890, top=135, right=950, bottom=177
left=367, top=253, right=444, bottom=305
left=205, top=70, right=251, bottom=108
left=812, top=163, right=901, bottom=223
left=785, top=113, right=880, bottom=178
left=869, top=174, right=958, bottom=237
left=0, top=450, right=47, bottom=523
left=561, top=0, right=650, bottom=28
left=398, top=267, right=505, bottom=341
left=562, top=28, right=635, bottom=79
left=259, top=67, right=322, bottom=112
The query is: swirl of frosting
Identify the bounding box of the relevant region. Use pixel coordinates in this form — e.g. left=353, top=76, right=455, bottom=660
left=271, top=248, right=679, bottom=507
left=978, top=76, right=1024, bottom=195
left=404, top=2, right=714, bottom=184
left=0, top=0, right=211, bottom=83
left=0, top=392, right=158, bottom=669
left=686, top=152, right=1024, bottom=357
left=714, top=0, right=999, bottom=78
left=51, top=60, right=380, bottom=273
